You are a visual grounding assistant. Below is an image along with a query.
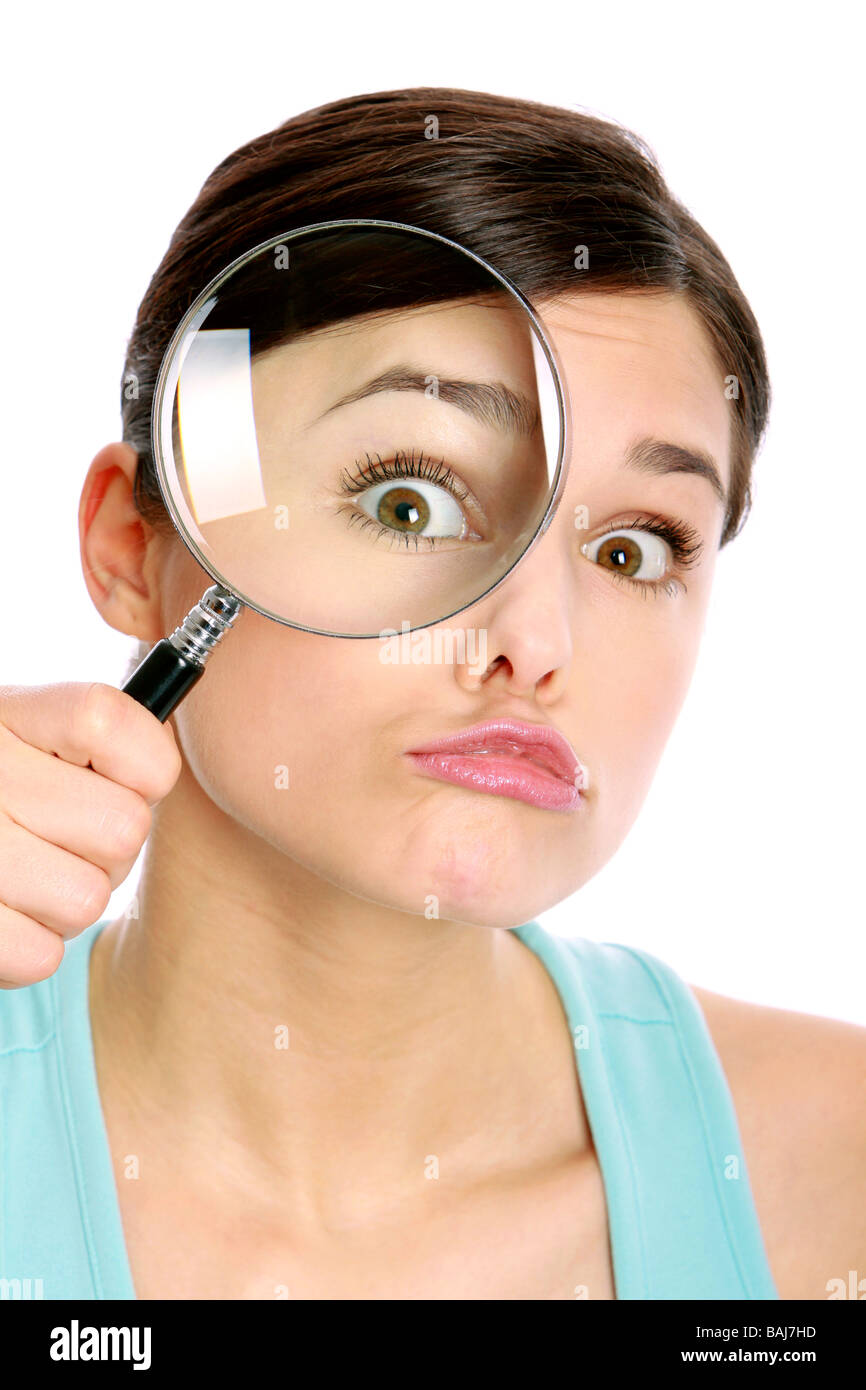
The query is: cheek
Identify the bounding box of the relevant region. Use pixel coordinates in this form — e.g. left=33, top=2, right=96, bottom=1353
left=169, top=613, right=412, bottom=854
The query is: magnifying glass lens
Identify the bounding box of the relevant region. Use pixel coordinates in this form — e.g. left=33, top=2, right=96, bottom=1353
left=155, top=223, right=565, bottom=637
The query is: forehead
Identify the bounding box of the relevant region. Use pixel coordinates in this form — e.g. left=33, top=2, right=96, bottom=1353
left=536, top=290, right=733, bottom=493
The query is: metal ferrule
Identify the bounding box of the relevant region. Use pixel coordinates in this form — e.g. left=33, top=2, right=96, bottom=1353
left=167, top=585, right=243, bottom=667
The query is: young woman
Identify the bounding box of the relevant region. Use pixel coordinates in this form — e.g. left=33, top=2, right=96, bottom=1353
left=1, top=87, right=863, bottom=1302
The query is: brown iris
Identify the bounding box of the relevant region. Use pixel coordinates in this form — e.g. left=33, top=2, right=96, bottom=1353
left=597, top=534, right=641, bottom=575
left=377, top=486, right=430, bottom=533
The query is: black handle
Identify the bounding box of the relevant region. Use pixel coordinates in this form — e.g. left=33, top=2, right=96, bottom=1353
left=121, top=639, right=205, bottom=722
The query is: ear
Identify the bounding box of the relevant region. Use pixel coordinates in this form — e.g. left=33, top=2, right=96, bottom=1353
left=78, top=442, right=168, bottom=643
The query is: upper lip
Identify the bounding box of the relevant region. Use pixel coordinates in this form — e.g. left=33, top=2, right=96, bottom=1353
left=406, top=718, right=587, bottom=788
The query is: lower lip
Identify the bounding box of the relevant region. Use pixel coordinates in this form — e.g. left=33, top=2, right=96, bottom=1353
left=405, top=751, right=583, bottom=812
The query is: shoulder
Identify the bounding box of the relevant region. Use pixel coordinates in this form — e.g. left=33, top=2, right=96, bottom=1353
left=690, top=982, right=866, bottom=1300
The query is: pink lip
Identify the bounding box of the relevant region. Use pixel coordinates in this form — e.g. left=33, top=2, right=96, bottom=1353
left=405, top=718, right=588, bottom=813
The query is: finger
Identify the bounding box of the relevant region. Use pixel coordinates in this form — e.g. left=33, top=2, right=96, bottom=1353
left=0, top=681, right=182, bottom=807
left=0, top=815, right=112, bottom=937
left=0, top=900, right=67, bottom=987
left=0, top=722, right=151, bottom=882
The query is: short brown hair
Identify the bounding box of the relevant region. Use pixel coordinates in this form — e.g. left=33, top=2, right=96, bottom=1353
left=123, top=87, right=770, bottom=547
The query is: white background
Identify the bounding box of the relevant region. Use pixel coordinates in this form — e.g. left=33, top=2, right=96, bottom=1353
left=1, top=1, right=862, bottom=1022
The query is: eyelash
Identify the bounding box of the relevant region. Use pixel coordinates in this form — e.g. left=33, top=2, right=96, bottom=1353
left=586, top=513, right=704, bottom=599
left=339, top=448, right=471, bottom=550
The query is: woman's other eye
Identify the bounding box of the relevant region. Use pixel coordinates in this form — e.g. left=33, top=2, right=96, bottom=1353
left=580, top=527, right=670, bottom=581
left=578, top=515, right=703, bottom=598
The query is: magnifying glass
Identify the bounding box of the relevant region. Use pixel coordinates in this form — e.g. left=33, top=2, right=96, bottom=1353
left=120, top=219, right=569, bottom=721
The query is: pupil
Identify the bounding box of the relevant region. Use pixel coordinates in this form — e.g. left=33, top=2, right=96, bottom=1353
left=377, top=486, right=430, bottom=533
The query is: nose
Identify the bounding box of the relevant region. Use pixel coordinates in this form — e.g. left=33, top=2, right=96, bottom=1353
left=452, top=528, right=575, bottom=699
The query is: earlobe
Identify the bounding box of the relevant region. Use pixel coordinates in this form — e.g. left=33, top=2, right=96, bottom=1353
left=79, top=441, right=166, bottom=642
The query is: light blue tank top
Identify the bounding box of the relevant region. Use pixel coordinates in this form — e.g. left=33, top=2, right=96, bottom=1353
left=0, top=917, right=779, bottom=1300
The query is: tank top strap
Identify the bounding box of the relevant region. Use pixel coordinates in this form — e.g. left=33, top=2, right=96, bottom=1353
left=511, top=922, right=780, bottom=1300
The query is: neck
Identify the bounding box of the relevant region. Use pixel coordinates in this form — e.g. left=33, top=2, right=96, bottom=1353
left=89, top=760, right=587, bottom=1226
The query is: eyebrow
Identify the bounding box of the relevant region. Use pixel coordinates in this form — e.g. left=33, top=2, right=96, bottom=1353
left=624, top=435, right=726, bottom=507
left=318, top=365, right=541, bottom=437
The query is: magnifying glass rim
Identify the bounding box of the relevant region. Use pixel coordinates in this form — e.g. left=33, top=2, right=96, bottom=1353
left=150, top=217, right=571, bottom=639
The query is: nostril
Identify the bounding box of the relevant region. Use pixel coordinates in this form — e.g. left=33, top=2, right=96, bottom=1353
left=481, top=657, right=507, bottom=682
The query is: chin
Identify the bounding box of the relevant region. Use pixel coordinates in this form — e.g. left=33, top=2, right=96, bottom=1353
left=414, top=861, right=556, bottom=930
left=379, top=809, right=574, bottom=925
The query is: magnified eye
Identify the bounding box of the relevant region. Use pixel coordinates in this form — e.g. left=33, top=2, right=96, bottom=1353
left=355, top=478, right=469, bottom=538
left=339, top=450, right=483, bottom=545
left=581, top=528, right=669, bottom=580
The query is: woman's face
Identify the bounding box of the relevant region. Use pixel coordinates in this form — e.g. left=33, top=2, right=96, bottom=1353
left=156, top=289, right=732, bottom=929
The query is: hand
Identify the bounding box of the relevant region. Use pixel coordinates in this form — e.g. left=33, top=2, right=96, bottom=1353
left=0, top=682, right=182, bottom=987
